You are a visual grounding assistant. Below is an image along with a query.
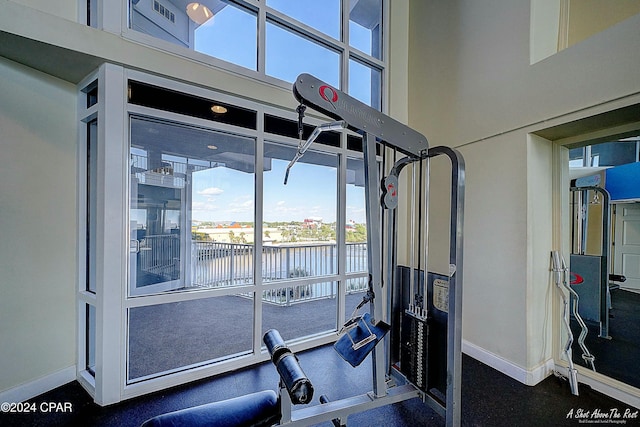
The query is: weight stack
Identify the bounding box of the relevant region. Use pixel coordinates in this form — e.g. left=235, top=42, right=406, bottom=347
left=400, top=310, right=429, bottom=392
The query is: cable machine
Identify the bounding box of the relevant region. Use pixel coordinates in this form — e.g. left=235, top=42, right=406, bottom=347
left=286, top=73, right=465, bottom=426
left=141, top=74, right=465, bottom=427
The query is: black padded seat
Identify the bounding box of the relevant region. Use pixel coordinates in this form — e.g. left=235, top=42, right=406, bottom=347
left=140, top=390, right=280, bottom=427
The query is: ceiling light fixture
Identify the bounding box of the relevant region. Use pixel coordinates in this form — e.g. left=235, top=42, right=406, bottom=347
left=207, top=144, right=218, bottom=150
left=211, top=105, right=228, bottom=114
left=186, top=2, right=213, bottom=25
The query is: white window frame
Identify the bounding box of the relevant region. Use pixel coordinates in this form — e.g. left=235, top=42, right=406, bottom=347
left=78, top=65, right=375, bottom=404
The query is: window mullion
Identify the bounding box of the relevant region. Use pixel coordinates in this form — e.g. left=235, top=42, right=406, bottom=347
left=381, top=0, right=390, bottom=114
left=337, top=137, right=348, bottom=329
left=341, top=0, right=350, bottom=93
left=254, top=112, right=265, bottom=355
left=257, top=2, right=267, bottom=77
left=266, top=9, right=347, bottom=54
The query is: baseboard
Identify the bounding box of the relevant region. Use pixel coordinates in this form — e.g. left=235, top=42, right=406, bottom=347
left=0, top=366, right=76, bottom=404
left=576, top=373, right=640, bottom=409
left=462, top=340, right=554, bottom=386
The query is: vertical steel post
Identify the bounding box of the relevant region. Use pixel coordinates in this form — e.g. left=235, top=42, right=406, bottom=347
left=363, top=132, right=387, bottom=397
left=427, top=146, right=465, bottom=427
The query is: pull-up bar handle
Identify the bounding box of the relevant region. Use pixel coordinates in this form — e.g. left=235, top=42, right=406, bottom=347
left=284, top=120, right=346, bottom=185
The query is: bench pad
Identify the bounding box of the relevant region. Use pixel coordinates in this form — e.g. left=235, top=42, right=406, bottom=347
left=140, top=390, right=280, bottom=427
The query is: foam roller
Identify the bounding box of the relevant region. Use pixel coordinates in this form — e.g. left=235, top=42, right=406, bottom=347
left=263, top=329, right=314, bottom=405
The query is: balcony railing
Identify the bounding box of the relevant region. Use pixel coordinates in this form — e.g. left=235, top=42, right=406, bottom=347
left=191, top=241, right=368, bottom=305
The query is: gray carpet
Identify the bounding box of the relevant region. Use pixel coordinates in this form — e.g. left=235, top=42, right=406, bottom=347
left=128, top=293, right=366, bottom=380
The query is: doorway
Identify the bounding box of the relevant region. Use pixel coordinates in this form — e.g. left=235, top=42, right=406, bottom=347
left=614, top=203, right=640, bottom=292
left=129, top=177, right=185, bottom=296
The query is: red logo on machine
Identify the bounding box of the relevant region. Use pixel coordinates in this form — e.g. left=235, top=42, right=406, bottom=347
left=319, top=85, right=338, bottom=108
left=387, top=183, right=396, bottom=197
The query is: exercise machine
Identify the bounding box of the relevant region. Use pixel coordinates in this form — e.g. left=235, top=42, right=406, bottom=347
left=570, top=177, right=626, bottom=342
left=570, top=179, right=612, bottom=339
left=141, top=73, right=465, bottom=426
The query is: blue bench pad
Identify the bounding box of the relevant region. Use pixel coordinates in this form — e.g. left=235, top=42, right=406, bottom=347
left=140, top=390, right=280, bottom=427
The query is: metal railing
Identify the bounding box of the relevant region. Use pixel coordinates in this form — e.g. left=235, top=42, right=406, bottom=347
left=139, top=235, right=181, bottom=281
left=190, top=241, right=368, bottom=305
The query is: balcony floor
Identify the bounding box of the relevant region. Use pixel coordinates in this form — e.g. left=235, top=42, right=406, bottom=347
left=128, top=292, right=367, bottom=380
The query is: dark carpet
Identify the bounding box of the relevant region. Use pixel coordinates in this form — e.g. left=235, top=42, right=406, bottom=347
left=570, top=288, right=640, bottom=389
left=1, top=346, right=638, bottom=427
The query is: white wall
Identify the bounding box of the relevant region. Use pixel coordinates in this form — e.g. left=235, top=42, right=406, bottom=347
left=0, top=57, right=77, bottom=396
left=408, top=0, right=640, bottom=379
left=6, top=0, right=78, bottom=21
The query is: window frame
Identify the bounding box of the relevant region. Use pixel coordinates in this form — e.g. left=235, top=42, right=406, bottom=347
left=78, top=65, right=375, bottom=402
left=109, top=0, right=387, bottom=111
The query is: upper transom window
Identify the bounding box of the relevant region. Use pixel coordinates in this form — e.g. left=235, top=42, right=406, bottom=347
left=125, top=0, right=383, bottom=109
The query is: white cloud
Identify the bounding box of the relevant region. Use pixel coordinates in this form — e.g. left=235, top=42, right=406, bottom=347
left=197, top=187, right=224, bottom=196
left=192, top=201, right=218, bottom=211
left=226, top=196, right=254, bottom=214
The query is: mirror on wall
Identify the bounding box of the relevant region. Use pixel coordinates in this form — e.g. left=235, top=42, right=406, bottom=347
left=567, top=135, right=640, bottom=389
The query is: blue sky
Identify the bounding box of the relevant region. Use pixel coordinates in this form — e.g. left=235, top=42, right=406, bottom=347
left=189, top=2, right=373, bottom=224
left=190, top=157, right=366, bottom=224
left=194, top=1, right=374, bottom=102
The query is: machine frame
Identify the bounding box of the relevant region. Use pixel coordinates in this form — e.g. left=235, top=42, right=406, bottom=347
left=284, top=73, right=465, bottom=426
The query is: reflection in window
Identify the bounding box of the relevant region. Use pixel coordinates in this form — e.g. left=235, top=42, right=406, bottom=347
left=194, top=2, right=257, bottom=70
left=349, top=58, right=381, bottom=110
left=86, top=304, right=96, bottom=376
left=349, top=0, right=382, bottom=59
left=569, top=139, right=640, bottom=168
left=266, top=0, right=340, bottom=39
left=266, top=22, right=340, bottom=87
left=130, top=0, right=257, bottom=70
left=86, top=119, right=98, bottom=293
left=129, top=117, right=255, bottom=296
left=127, top=1, right=384, bottom=97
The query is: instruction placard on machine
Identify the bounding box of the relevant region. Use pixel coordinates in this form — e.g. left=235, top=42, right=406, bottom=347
left=433, top=279, right=449, bottom=313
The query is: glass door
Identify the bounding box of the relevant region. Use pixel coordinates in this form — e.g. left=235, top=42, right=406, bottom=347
left=129, top=176, right=185, bottom=296
left=129, top=118, right=189, bottom=296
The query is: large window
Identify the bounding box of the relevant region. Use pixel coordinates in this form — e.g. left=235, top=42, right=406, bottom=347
left=125, top=0, right=384, bottom=110
left=79, top=68, right=374, bottom=401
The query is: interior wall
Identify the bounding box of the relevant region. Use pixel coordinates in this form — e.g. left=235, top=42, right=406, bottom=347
left=530, top=0, right=561, bottom=63
left=6, top=0, right=78, bottom=21
left=526, top=134, right=554, bottom=370
left=567, top=0, right=640, bottom=48
left=408, top=0, right=640, bottom=377
left=0, top=57, right=77, bottom=394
